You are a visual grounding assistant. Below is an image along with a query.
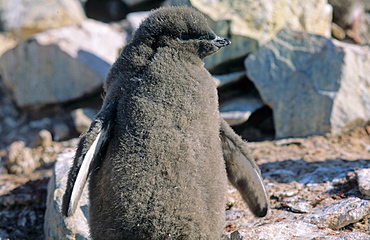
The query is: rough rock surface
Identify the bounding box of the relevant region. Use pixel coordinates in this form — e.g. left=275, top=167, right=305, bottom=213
left=44, top=148, right=90, bottom=240
left=169, top=0, right=333, bottom=70
left=0, top=0, right=86, bottom=39
left=0, top=19, right=125, bottom=111
left=0, top=32, right=17, bottom=56
left=301, top=197, right=370, bottom=229
left=246, top=28, right=370, bottom=138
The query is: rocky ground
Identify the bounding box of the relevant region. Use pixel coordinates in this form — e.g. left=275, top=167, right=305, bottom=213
left=0, top=113, right=369, bottom=239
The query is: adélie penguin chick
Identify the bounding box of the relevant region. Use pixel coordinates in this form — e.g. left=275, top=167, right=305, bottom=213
left=62, top=6, right=268, bottom=239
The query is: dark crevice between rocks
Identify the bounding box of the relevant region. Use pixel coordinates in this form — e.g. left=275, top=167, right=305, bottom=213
left=209, top=55, right=248, bottom=75
left=217, top=74, right=258, bottom=103
left=84, top=0, right=165, bottom=23
left=232, top=105, right=275, bottom=142
left=217, top=74, right=276, bottom=142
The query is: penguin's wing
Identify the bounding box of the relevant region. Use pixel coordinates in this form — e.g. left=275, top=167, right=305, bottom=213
left=62, top=101, right=117, bottom=217
left=220, top=118, right=269, bottom=217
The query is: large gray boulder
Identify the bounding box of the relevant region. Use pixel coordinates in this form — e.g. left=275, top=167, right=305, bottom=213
left=169, top=0, right=332, bottom=70
left=44, top=148, right=90, bottom=240
left=0, top=0, right=86, bottom=39
left=246, top=28, right=370, bottom=138
left=0, top=19, right=125, bottom=111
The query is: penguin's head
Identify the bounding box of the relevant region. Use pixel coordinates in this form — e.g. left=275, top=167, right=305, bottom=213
left=132, top=6, right=231, bottom=59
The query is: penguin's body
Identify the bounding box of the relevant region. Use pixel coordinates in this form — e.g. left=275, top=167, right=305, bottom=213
left=63, top=6, right=268, bottom=239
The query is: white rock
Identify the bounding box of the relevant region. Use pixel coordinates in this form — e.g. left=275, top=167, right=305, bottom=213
left=246, top=28, right=370, bottom=138
left=220, top=96, right=264, bottom=126
left=44, top=148, right=90, bottom=240
left=0, top=19, right=125, bottom=111
left=300, top=197, right=370, bottom=229
left=0, top=0, right=86, bottom=39
left=241, top=220, right=334, bottom=239
left=213, top=71, right=245, bottom=87
left=126, top=11, right=150, bottom=31
left=169, top=0, right=332, bottom=70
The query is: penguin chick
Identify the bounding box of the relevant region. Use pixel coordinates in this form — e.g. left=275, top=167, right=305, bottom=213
left=62, top=6, right=267, bottom=240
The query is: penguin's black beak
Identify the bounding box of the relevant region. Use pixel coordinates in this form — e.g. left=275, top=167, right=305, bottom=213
left=210, top=36, right=231, bottom=48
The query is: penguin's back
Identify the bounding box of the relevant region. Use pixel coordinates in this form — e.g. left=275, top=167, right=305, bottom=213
left=89, top=46, right=227, bottom=239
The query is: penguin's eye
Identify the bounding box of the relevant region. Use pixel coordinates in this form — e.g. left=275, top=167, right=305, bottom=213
left=178, top=34, right=191, bottom=41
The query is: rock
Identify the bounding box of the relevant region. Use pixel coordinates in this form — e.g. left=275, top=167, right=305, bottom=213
left=169, top=0, right=332, bottom=70
left=0, top=0, right=86, bottom=39
left=0, top=19, right=125, bottom=111
left=126, top=11, right=150, bottom=31
left=3, top=133, right=62, bottom=174
left=315, top=232, right=370, bottom=240
left=222, top=230, right=243, bottom=240
left=0, top=32, right=17, bottom=57
left=301, top=197, right=370, bottom=229
left=356, top=168, right=370, bottom=197
left=241, top=220, right=370, bottom=240
left=71, top=108, right=97, bottom=134
left=4, top=141, right=35, bottom=175
left=245, top=28, right=370, bottom=138
left=31, top=130, right=53, bottom=148
left=44, top=148, right=90, bottom=240
left=241, top=220, right=336, bottom=239
left=331, top=22, right=346, bottom=40
left=219, top=96, right=264, bottom=126
left=52, top=122, right=72, bottom=142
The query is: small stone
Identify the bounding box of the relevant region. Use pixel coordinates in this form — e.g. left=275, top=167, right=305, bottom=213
left=52, top=123, right=71, bottom=142
left=31, top=129, right=53, bottom=148
left=71, top=108, right=97, bottom=134
left=286, top=200, right=313, bottom=213
left=4, top=141, right=36, bottom=175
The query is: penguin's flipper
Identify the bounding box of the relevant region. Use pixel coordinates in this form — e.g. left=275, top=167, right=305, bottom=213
left=62, top=102, right=116, bottom=217
left=220, top=118, right=269, bottom=217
